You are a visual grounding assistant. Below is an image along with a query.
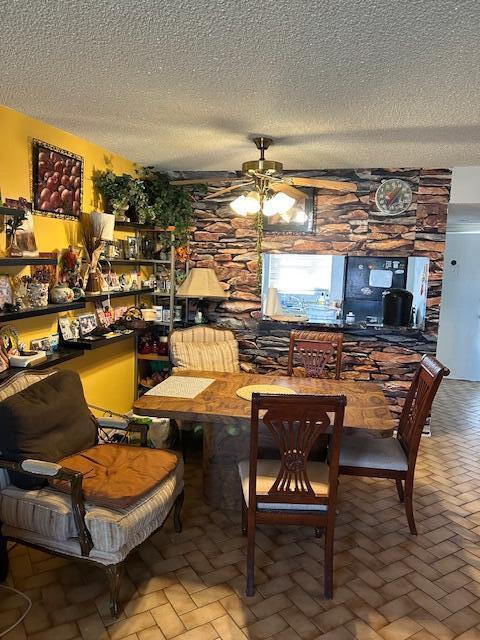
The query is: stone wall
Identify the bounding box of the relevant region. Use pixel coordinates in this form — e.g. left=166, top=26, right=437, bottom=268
left=187, top=168, right=451, bottom=417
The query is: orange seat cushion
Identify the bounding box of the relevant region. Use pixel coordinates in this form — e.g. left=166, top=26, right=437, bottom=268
left=51, top=444, right=179, bottom=509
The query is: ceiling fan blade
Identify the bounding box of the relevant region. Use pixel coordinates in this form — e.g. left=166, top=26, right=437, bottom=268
left=204, top=182, right=254, bottom=200
left=169, top=178, right=244, bottom=185
left=269, top=182, right=307, bottom=201
left=290, top=177, right=357, bottom=192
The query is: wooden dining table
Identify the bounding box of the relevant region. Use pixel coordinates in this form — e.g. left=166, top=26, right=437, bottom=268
left=134, top=370, right=395, bottom=509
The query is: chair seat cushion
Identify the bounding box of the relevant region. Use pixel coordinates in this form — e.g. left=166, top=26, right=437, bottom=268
left=51, top=444, right=180, bottom=509
left=0, top=455, right=183, bottom=555
left=339, top=435, right=408, bottom=471
left=238, top=459, right=329, bottom=511
left=171, top=340, right=240, bottom=373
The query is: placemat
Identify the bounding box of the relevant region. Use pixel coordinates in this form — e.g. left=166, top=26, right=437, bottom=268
left=146, top=376, right=215, bottom=399
left=236, top=384, right=297, bottom=401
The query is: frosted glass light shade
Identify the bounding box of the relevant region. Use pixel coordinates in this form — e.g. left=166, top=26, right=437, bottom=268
left=244, top=191, right=261, bottom=214
left=230, top=195, right=249, bottom=216
left=176, top=268, right=228, bottom=299
left=270, top=192, right=296, bottom=214
left=262, top=197, right=278, bottom=217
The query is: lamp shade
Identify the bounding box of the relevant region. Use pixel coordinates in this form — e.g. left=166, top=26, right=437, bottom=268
left=176, top=268, right=228, bottom=299
left=91, top=211, right=115, bottom=241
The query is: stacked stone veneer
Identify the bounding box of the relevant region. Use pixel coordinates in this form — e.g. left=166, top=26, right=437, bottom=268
left=186, top=168, right=451, bottom=418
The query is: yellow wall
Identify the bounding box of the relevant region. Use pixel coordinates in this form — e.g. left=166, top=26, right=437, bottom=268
left=0, top=104, right=139, bottom=412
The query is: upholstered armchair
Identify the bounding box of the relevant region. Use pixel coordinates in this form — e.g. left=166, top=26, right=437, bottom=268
left=170, top=325, right=254, bottom=373
left=0, top=369, right=184, bottom=617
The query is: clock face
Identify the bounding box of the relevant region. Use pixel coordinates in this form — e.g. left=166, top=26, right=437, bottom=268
left=375, top=179, right=413, bottom=214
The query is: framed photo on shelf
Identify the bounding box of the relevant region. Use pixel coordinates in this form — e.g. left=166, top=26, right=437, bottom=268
left=263, top=186, right=316, bottom=235
left=58, top=318, right=80, bottom=341
left=0, top=275, right=13, bottom=310
left=124, top=236, right=140, bottom=259
left=32, top=139, right=83, bottom=220
left=78, top=313, right=97, bottom=337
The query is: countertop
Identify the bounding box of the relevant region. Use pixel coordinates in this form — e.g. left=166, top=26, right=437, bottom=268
left=259, top=318, right=425, bottom=333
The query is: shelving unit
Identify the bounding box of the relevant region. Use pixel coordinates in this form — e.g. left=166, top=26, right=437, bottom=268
left=82, top=287, right=155, bottom=302
left=107, top=258, right=170, bottom=266
left=0, top=301, right=85, bottom=322
left=112, top=223, right=187, bottom=397
left=0, top=256, right=57, bottom=266
left=137, top=353, right=169, bottom=361
left=0, top=206, right=25, bottom=217
left=62, top=330, right=136, bottom=350
left=0, top=222, right=185, bottom=395
left=0, top=349, right=84, bottom=384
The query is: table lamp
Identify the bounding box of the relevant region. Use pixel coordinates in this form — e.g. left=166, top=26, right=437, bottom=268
left=176, top=268, right=228, bottom=324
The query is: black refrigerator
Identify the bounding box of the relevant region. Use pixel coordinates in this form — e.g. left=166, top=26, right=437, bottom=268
left=343, top=256, right=408, bottom=323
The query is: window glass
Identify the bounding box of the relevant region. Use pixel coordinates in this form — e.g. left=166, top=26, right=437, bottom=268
left=262, top=253, right=345, bottom=323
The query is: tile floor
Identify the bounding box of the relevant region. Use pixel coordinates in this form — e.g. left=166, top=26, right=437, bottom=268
left=2, top=379, right=480, bottom=639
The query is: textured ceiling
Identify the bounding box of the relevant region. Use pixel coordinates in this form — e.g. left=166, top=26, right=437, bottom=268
left=1, top=0, right=480, bottom=170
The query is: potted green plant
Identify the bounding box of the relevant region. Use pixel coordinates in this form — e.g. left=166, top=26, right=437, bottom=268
left=92, top=171, right=151, bottom=223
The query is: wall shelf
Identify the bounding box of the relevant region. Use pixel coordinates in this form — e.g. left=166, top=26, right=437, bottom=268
left=137, top=353, right=169, bottom=361
left=0, top=257, right=57, bottom=266
left=82, top=287, right=155, bottom=302
left=63, top=330, right=136, bottom=350
left=0, top=206, right=25, bottom=217
left=114, top=221, right=174, bottom=232
left=107, top=259, right=170, bottom=266
left=0, top=301, right=85, bottom=323
left=0, top=349, right=84, bottom=384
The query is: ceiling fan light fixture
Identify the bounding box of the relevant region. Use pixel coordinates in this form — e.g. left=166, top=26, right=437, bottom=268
left=270, top=191, right=296, bottom=214
left=230, top=195, right=249, bottom=216
left=244, top=191, right=261, bottom=214
left=262, top=196, right=279, bottom=217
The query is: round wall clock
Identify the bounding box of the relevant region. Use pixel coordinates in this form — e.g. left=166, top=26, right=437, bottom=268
left=375, top=178, right=413, bottom=214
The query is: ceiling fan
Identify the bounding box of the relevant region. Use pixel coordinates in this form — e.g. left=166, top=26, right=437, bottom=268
left=170, top=137, right=356, bottom=220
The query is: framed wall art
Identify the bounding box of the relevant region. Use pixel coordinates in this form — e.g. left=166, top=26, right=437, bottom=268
left=32, top=139, right=83, bottom=220
left=263, top=187, right=316, bottom=235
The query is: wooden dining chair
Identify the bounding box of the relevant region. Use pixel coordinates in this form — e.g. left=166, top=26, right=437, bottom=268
left=287, top=330, right=343, bottom=379
left=238, top=393, right=347, bottom=598
left=339, top=354, right=449, bottom=535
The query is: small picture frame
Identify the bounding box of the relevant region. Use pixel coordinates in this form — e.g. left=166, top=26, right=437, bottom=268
left=78, top=313, right=97, bottom=337
left=0, top=275, right=13, bottom=310
left=126, top=236, right=140, bottom=259
left=30, top=336, right=50, bottom=353
left=59, top=317, right=75, bottom=341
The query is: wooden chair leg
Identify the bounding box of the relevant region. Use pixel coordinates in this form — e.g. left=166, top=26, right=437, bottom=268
left=174, top=490, right=185, bottom=533
left=245, top=511, right=256, bottom=596
left=0, top=534, right=9, bottom=582
left=324, top=520, right=334, bottom=599
left=241, top=496, right=247, bottom=536
left=396, top=478, right=405, bottom=503
left=106, top=563, right=123, bottom=618
left=404, top=479, right=417, bottom=535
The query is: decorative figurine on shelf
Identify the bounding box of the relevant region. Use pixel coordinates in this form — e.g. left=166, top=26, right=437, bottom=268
left=175, top=246, right=190, bottom=264
left=80, top=212, right=106, bottom=292
left=10, top=276, right=28, bottom=310
left=49, top=282, right=83, bottom=304
left=0, top=341, right=9, bottom=372
left=3, top=198, right=38, bottom=258
left=0, top=326, right=21, bottom=356
left=59, top=245, right=82, bottom=287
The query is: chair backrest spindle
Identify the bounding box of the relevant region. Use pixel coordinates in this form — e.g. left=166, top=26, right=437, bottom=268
left=287, top=331, right=343, bottom=379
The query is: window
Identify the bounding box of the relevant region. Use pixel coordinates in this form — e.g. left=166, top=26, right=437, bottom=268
left=262, top=253, right=345, bottom=323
